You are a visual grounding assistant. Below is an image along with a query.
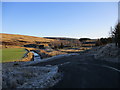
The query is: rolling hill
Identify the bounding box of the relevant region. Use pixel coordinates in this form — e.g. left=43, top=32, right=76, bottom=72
left=0, top=33, right=56, bottom=48
left=1, top=33, right=96, bottom=48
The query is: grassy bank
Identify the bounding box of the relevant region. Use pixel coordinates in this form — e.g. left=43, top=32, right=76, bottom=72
left=1, top=48, right=26, bottom=62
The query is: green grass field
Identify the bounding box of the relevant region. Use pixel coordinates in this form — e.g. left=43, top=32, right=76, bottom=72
left=1, top=48, right=26, bottom=62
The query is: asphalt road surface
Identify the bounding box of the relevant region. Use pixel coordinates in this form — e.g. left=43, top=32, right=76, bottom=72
left=31, top=53, right=120, bottom=88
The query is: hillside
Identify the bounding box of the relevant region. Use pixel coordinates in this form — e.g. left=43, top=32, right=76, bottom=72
left=1, top=33, right=97, bottom=49
left=1, top=33, right=83, bottom=48
left=0, top=33, right=56, bottom=48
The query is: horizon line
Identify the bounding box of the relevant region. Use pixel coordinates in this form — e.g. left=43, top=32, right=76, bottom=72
left=1, top=33, right=107, bottom=39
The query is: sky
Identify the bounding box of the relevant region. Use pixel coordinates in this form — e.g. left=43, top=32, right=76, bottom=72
left=2, top=2, right=118, bottom=39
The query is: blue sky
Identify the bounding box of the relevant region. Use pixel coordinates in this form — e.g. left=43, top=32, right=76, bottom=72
left=2, top=2, right=118, bottom=39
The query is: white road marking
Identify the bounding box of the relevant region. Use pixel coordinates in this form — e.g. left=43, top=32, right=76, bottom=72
left=79, top=63, right=120, bottom=72
left=102, top=65, right=120, bottom=72
left=58, top=62, right=70, bottom=66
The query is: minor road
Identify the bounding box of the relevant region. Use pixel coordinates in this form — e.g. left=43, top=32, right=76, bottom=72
left=31, top=53, right=120, bottom=88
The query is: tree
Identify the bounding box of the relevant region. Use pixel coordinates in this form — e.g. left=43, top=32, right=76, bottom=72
left=95, top=37, right=112, bottom=46
left=111, top=23, right=120, bottom=48
left=79, top=38, right=91, bottom=42
left=95, top=39, right=102, bottom=46
left=59, top=43, right=64, bottom=49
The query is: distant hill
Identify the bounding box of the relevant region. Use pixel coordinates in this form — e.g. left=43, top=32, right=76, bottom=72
left=44, top=37, right=79, bottom=41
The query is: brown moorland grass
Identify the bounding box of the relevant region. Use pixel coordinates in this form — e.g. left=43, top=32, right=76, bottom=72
left=1, top=33, right=54, bottom=42
left=1, top=33, right=56, bottom=47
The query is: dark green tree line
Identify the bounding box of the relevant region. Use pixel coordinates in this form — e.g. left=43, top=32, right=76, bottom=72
left=111, top=23, right=120, bottom=48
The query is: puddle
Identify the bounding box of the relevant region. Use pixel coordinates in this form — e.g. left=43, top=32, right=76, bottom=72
left=31, top=51, right=41, bottom=61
